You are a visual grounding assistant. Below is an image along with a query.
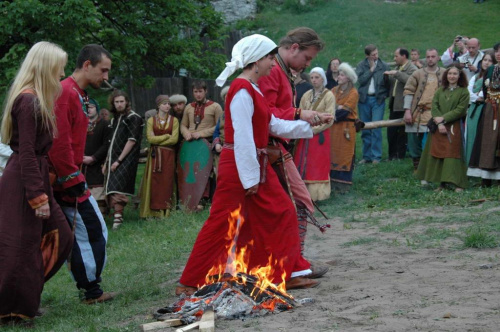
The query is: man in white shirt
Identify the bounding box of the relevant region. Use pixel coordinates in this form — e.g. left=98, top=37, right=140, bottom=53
left=441, top=35, right=468, bottom=67
left=457, top=38, right=484, bottom=80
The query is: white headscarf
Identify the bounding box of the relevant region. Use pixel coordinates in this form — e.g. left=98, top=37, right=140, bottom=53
left=309, top=67, right=327, bottom=87
left=216, top=34, right=277, bottom=87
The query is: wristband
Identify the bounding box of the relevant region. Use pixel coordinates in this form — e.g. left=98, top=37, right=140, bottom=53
left=116, top=159, right=122, bottom=164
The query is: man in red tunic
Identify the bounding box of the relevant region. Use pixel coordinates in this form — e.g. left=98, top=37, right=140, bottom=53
left=49, top=44, right=115, bottom=304
left=258, top=27, right=330, bottom=277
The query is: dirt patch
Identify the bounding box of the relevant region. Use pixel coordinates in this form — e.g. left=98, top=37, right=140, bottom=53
left=205, top=205, right=500, bottom=331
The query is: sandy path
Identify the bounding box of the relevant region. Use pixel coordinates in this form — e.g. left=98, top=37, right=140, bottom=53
left=212, top=206, right=500, bottom=332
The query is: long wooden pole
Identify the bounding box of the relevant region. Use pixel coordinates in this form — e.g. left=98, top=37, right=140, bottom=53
left=362, top=118, right=405, bottom=130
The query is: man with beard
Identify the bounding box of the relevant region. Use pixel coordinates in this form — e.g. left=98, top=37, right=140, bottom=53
left=258, top=27, right=332, bottom=284
left=103, top=90, right=144, bottom=230
left=403, top=49, right=445, bottom=174
left=48, top=44, right=115, bottom=304
left=169, top=94, right=188, bottom=124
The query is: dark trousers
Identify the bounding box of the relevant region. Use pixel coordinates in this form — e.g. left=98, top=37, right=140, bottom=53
left=57, top=196, right=108, bottom=300
left=387, top=103, right=407, bottom=159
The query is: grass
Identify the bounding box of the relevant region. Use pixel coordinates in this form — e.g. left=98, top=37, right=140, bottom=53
left=248, top=0, right=500, bottom=69
left=463, top=224, right=498, bottom=248
left=4, top=1, right=500, bottom=331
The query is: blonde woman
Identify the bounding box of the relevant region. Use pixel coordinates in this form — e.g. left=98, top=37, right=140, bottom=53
left=0, top=42, right=73, bottom=325
left=330, top=63, right=359, bottom=194
left=139, top=95, right=179, bottom=218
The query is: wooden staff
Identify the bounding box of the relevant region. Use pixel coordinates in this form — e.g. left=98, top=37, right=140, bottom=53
left=362, top=118, right=405, bottom=130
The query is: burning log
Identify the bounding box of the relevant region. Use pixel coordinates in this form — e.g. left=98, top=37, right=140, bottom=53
left=362, top=118, right=405, bottom=130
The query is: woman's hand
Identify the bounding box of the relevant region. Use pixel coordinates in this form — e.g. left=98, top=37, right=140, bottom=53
left=35, top=203, right=50, bottom=219
left=300, top=110, right=319, bottom=125
left=245, top=184, right=259, bottom=196
left=433, top=116, right=444, bottom=125
left=438, top=123, right=447, bottom=134
left=82, top=156, right=94, bottom=165
left=102, top=163, right=107, bottom=175
left=318, top=113, right=334, bottom=124
left=215, top=143, right=222, bottom=153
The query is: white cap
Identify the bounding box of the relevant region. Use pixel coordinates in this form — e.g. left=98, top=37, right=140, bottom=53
left=309, top=67, right=327, bottom=87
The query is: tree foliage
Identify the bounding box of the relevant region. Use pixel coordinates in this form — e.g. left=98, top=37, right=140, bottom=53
left=0, top=0, right=226, bottom=97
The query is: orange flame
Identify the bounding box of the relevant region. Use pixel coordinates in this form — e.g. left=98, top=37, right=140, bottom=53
left=203, top=207, right=292, bottom=302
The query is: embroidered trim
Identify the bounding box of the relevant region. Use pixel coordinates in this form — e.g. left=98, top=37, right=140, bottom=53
left=57, top=170, right=81, bottom=184
left=29, top=193, right=49, bottom=209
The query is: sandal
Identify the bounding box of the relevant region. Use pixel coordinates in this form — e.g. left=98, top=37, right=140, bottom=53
left=112, top=213, right=123, bottom=230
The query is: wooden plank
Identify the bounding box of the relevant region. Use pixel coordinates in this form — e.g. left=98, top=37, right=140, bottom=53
left=199, top=307, right=215, bottom=332
left=140, top=319, right=183, bottom=331
left=175, top=321, right=200, bottom=332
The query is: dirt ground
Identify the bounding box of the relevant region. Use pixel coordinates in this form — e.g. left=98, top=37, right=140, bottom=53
left=205, top=205, right=500, bottom=332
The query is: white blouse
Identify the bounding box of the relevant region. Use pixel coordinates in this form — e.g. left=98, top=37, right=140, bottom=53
left=467, top=75, right=484, bottom=104
left=229, top=84, right=313, bottom=189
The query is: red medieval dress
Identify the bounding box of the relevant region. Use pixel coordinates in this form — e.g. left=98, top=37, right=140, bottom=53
left=293, top=88, right=335, bottom=201
left=0, top=92, right=73, bottom=320
left=179, top=79, right=310, bottom=287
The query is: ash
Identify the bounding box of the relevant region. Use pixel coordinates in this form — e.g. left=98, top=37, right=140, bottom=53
left=157, top=273, right=299, bottom=320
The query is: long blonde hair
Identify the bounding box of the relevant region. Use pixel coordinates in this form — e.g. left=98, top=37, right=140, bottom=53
left=1, top=41, right=67, bottom=144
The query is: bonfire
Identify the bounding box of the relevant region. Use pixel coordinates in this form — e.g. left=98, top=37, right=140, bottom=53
left=142, top=208, right=311, bottom=331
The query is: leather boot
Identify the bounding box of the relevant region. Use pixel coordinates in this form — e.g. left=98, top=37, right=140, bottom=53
left=286, top=277, right=320, bottom=290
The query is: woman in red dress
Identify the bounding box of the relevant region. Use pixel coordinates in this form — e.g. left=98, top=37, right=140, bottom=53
left=0, top=42, right=73, bottom=325
left=177, top=34, right=327, bottom=295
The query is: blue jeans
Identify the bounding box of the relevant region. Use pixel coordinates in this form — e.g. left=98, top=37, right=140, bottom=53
left=358, top=96, right=385, bottom=161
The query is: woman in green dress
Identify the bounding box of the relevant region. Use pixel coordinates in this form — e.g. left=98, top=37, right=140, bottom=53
left=416, top=65, right=470, bottom=192
left=465, top=52, right=496, bottom=165
left=139, top=95, right=179, bottom=218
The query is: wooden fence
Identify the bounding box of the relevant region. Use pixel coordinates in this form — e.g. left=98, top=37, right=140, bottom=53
left=129, top=77, right=227, bottom=115
left=128, top=30, right=243, bottom=115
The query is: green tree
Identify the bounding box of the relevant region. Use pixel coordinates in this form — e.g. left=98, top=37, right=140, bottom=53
left=0, top=0, right=226, bottom=98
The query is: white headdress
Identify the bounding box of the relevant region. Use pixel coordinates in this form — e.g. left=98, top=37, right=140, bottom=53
left=339, top=63, right=358, bottom=84
left=309, top=67, right=327, bottom=87
left=216, top=34, right=277, bottom=87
